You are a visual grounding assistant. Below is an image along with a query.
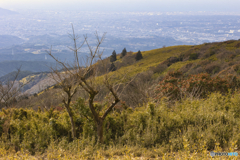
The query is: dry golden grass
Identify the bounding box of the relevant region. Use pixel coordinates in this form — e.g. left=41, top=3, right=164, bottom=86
left=0, top=142, right=239, bottom=160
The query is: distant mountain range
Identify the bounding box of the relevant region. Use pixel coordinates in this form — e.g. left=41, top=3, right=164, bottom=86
left=0, top=61, right=56, bottom=78
left=0, top=8, right=18, bottom=16
left=0, top=70, right=34, bottom=83
left=0, top=35, right=25, bottom=48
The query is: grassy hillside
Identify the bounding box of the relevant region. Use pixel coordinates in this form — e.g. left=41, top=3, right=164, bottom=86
left=115, top=45, right=191, bottom=77
left=94, top=39, right=240, bottom=84
left=3, top=39, right=239, bottom=94
left=1, top=40, right=240, bottom=159
left=9, top=39, right=240, bottom=106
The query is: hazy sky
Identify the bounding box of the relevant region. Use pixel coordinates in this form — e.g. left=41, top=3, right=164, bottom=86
left=1, top=0, right=240, bottom=12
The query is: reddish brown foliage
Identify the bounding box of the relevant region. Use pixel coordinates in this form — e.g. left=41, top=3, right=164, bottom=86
left=235, top=43, right=240, bottom=48
left=154, top=71, right=240, bottom=101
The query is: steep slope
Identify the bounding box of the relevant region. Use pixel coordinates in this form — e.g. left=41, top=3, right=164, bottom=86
left=14, top=39, right=240, bottom=107
left=94, top=39, right=240, bottom=85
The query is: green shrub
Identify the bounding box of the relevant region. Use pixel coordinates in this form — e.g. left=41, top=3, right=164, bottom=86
left=2, top=91, right=240, bottom=155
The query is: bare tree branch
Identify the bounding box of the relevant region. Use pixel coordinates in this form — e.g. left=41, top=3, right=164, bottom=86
left=47, top=24, right=131, bottom=144
left=0, top=67, right=31, bottom=108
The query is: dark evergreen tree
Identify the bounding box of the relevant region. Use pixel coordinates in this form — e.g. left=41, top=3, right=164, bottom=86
left=110, top=55, right=114, bottom=62
left=120, top=48, right=127, bottom=58
left=109, top=63, right=116, bottom=72
left=135, top=50, right=143, bottom=61
left=110, top=50, right=117, bottom=62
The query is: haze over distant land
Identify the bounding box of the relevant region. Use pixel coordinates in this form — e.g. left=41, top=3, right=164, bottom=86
left=0, top=7, right=18, bottom=15
left=0, top=9, right=240, bottom=64
left=1, top=0, right=240, bottom=12
left=0, top=1, right=240, bottom=77
left=0, top=35, right=24, bottom=48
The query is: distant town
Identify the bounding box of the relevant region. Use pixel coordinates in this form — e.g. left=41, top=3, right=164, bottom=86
left=0, top=10, right=240, bottom=62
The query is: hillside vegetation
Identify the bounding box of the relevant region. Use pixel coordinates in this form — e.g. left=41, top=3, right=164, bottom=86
left=1, top=92, right=240, bottom=159
left=1, top=39, right=240, bottom=159
left=17, top=39, right=240, bottom=107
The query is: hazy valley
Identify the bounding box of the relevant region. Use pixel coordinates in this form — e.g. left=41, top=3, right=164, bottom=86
left=0, top=9, right=240, bottom=68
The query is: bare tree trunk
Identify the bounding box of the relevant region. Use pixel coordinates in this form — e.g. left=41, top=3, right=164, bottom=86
left=88, top=95, right=104, bottom=143
left=97, top=118, right=104, bottom=144
left=64, top=102, right=76, bottom=139
left=69, top=110, right=76, bottom=139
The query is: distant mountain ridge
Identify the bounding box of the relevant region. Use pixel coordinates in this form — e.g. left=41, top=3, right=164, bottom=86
left=0, top=35, right=25, bottom=48
left=0, top=8, right=18, bottom=16
left=0, top=70, right=33, bottom=83
left=0, top=61, right=56, bottom=77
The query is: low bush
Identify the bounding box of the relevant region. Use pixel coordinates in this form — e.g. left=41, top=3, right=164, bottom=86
left=205, top=62, right=221, bottom=74
left=152, top=63, right=168, bottom=74
left=189, top=53, right=198, bottom=60
left=2, top=92, right=240, bottom=158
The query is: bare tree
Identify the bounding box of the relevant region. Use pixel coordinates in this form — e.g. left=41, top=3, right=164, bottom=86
left=47, top=24, right=131, bottom=143
left=48, top=69, right=78, bottom=139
